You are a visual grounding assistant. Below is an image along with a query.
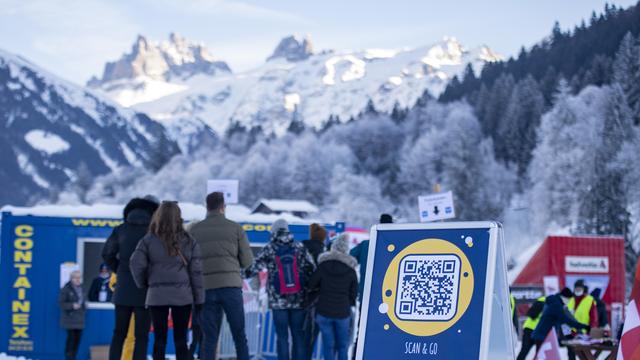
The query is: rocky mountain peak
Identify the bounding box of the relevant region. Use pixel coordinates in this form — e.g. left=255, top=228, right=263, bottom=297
left=87, top=33, right=231, bottom=87
left=267, top=35, right=314, bottom=62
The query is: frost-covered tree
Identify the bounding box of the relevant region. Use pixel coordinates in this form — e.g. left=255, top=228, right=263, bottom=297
left=529, top=84, right=635, bottom=237
left=399, top=102, right=516, bottom=221
left=529, top=79, right=585, bottom=230
left=322, top=165, right=389, bottom=227
left=576, top=84, right=634, bottom=235
left=284, top=134, right=354, bottom=204
left=328, top=113, right=404, bottom=191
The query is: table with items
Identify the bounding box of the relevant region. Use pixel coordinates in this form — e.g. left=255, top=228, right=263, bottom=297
left=562, top=337, right=618, bottom=360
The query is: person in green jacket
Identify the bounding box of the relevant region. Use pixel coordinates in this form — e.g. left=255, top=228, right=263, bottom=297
left=189, top=192, right=254, bottom=360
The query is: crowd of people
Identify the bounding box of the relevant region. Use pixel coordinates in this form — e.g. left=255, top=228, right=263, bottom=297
left=59, top=192, right=386, bottom=360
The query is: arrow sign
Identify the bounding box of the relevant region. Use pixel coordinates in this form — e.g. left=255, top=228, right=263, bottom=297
left=418, top=191, right=456, bottom=222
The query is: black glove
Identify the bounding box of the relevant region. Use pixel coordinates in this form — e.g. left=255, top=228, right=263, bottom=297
left=194, top=303, right=203, bottom=313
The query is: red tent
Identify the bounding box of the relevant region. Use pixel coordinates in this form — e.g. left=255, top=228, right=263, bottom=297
left=513, top=235, right=626, bottom=327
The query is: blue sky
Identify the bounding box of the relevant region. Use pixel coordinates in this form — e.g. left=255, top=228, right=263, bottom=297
left=0, top=0, right=636, bottom=85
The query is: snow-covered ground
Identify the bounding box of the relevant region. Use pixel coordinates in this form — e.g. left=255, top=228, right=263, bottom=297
left=0, top=202, right=321, bottom=224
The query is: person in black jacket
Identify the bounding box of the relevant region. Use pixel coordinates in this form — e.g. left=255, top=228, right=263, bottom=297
left=591, top=288, right=609, bottom=328
left=302, top=223, right=327, bottom=359
left=88, top=263, right=112, bottom=302
left=309, top=233, right=358, bottom=360
left=130, top=201, right=205, bottom=360
left=102, top=196, right=159, bottom=360
left=532, top=288, right=589, bottom=345
left=59, top=270, right=86, bottom=360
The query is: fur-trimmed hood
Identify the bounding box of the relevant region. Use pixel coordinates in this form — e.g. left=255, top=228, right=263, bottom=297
left=123, top=198, right=159, bottom=223
left=318, top=251, right=357, bottom=269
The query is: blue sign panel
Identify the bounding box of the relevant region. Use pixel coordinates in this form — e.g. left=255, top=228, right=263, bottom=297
left=356, top=222, right=500, bottom=360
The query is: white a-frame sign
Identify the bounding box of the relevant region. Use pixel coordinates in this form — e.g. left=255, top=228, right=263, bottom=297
left=355, top=221, right=515, bottom=360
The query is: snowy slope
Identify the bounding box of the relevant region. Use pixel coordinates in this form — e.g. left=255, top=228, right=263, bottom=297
left=93, top=35, right=501, bottom=152
left=0, top=49, right=180, bottom=206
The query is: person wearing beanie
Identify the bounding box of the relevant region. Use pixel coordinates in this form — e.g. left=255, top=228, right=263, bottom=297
left=531, top=288, right=589, bottom=348
left=309, top=233, right=358, bottom=360
left=102, top=196, right=159, bottom=360
left=246, top=219, right=315, bottom=360
left=303, top=223, right=327, bottom=265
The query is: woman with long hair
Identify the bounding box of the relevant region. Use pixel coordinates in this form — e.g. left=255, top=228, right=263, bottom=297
left=130, top=201, right=204, bottom=360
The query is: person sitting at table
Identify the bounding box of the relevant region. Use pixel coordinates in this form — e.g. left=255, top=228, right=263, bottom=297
left=531, top=288, right=590, bottom=350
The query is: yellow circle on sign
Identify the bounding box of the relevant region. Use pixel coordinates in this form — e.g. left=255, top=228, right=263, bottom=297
left=387, top=244, right=395, bottom=252
left=381, top=238, right=474, bottom=336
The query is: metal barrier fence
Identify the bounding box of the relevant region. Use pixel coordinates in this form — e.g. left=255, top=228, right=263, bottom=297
left=216, top=291, right=324, bottom=360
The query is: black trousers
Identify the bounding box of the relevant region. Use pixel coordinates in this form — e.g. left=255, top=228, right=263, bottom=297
left=149, top=305, right=192, bottom=360
left=516, top=328, right=536, bottom=360
left=65, top=329, right=82, bottom=360
left=109, top=305, right=151, bottom=360
left=189, top=308, right=203, bottom=359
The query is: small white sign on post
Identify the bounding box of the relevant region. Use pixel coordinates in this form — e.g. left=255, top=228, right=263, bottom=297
left=418, top=191, right=456, bottom=222
left=206, top=179, right=239, bottom=204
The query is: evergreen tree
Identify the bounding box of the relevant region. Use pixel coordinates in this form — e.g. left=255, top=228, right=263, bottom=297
left=287, top=105, right=305, bottom=134
left=496, top=75, right=545, bottom=174
left=479, top=73, right=515, bottom=137
left=613, top=32, right=640, bottom=123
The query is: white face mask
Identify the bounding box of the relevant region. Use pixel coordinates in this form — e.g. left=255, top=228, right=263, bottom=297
left=574, top=289, right=584, bottom=297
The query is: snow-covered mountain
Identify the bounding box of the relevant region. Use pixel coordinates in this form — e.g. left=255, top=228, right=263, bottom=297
left=0, top=49, right=180, bottom=206
left=91, top=35, right=501, bottom=152
left=87, top=33, right=231, bottom=107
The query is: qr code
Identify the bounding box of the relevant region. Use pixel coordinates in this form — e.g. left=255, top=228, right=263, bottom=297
left=395, top=254, right=461, bottom=321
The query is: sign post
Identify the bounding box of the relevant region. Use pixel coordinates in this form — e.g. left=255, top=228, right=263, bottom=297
left=355, top=221, right=515, bottom=359
left=418, top=191, right=456, bottom=222
left=206, top=179, right=239, bottom=204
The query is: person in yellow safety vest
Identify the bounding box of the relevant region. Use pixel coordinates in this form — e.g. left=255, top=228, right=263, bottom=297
left=566, top=279, right=599, bottom=360
left=516, top=296, right=546, bottom=360
left=510, top=294, right=518, bottom=335
left=110, top=273, right=136, bottom=360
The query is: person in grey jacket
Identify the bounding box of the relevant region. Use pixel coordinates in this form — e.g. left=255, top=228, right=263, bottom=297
left=130, top=201, right=204, bottom=360
left=59, top=270, right=86, bottom=360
